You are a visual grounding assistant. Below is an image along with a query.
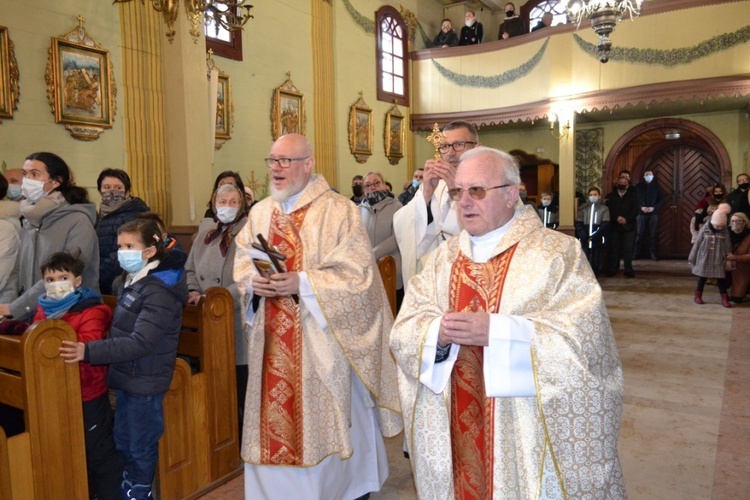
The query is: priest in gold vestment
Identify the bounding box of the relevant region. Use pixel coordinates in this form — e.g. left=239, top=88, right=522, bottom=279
left=234, top=134, right=402, bottom=499
left=390, top=147, right=626, bottom=499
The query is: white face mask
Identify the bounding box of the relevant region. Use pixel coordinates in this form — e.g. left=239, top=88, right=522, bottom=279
left=465, top=18, right=474, bottom=27
left=44, top=280, right=76, bottom=301
left=542, top=199, right=551, bottom=207
left=589, top=195, right=600, bottom=204
left=216, top=206, right=239, bottom=224
left=22, top=177, right=47, bottom=204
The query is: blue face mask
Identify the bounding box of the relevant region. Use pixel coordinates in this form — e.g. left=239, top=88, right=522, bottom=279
left=412, top=180, right=422, bottom=189
left=118, top=249, right=147, bottom=274
left=644, top=174, right=654, bottom=182
left=7, top=184, right=23, bottom=201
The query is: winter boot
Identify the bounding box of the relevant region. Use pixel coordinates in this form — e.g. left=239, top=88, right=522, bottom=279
left=721, top=293, right=732, bottom=308
left=694, top=291, right=704, bottom=304
left=125, top=484, right=152, bottom=499
left=120, top=479, right=134, bottom=500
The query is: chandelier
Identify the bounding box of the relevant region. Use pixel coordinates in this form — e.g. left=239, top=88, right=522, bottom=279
left=115, top=0, right=254, bottom=43
left=566, top=1, right=643, bottom=63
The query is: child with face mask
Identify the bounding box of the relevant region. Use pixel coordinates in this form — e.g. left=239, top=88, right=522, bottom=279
left=0, top=252, right=124, bottom=499
left=536, top=191, right=559, bottom=229
left=575, top=187, right=610, bottom=277
left=59, top=219, right=188, bottom=500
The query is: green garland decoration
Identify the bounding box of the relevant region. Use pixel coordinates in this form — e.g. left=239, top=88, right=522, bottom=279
left=416, top=20, right=432, bottom=47
left=573, top=25, right=750, bottom=66
left=341, top=0, right=374, bottom=34
left=431, top=39, right=549, bottom=88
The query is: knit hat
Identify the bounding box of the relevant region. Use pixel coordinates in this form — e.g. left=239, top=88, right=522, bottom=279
left=711, top=203, right=731, bottom=227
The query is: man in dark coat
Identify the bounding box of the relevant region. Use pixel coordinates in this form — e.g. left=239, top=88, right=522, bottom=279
left=726, top=173, right=750, bottom=217
left=499, top=2, right=526, bottom=39
left=605, top=176, right=640, bottom=277
left=634, top=169, right=663, bottom=260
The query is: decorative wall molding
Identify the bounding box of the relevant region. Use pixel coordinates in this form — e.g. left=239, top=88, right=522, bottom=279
left=410, top=74, right=750, bottom=130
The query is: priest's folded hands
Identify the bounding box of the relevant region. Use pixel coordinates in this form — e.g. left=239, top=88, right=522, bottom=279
left=438, top=310, right=489, bottom=346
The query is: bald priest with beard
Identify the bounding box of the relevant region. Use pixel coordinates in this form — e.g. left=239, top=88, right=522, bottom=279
left=390, top=147, right=625, bottom=499
left=233, top=134, right=402, bottom=499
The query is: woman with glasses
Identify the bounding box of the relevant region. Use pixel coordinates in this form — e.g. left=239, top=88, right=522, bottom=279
left=727, top=212, right=750, bottom=303
left=359, top=171, right=404, bottom=308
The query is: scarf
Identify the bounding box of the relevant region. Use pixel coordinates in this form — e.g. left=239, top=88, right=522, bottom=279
left=363, top=189, right=390, bottom=207
left=99, top=195, right=131, bottom=218
left=19, top=191, right=66, bottom=227
left=731, top=227, right=750, bottom=246
left=38, top=289, right=84, bottom=319
left=204, top=213, right=246, bottom=257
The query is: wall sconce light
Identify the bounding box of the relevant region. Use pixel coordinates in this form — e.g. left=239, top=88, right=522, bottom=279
left=549, top=113, right=570, bottom=139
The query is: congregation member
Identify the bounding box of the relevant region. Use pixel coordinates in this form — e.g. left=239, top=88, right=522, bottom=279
left=390, top=147, right=625, bottom=498
left=1, top=167, right=24, bottom=201
left=536, top=191, right=558, bottom=229
left=517, top=182, right=536, bottom=210
left=60, top=219, right=188, bottom=500
left=398, top=168, right=423, bottom=205
left=0, top=152, right=99, bottom=321
left=459, top=10, right=483, bottom=45
left=96, top=169, right=150, bottom=295
left=350, top=174, right=365, bottom=204
left=689, top=203, right=732, bottom=307
left=634, top=169, right=663, bottom=260
left=727, top=212, right=750, bottom=303
left=185, top=183, right=248, bottom=432
left=576, top=187, right=610, bottom=278
left=605, top=176, right=639, bottom=277
left=692, top=183, right=727, bottom=243
left=726, top=173, right=750, bottom=217
left=359, top=171, right=403, bottom=308
left=203, top=171, right=246, bottom=218
left=394, top=121, right=479, bottom=289
left=498, top=2, right=525, bottom=39
left=0, top=175, right=20, bottom=302
left=531, top=12, right=553, bottom=32
left=432, top=18, right=458, bottom=48
left=233, top=134, right=402, bottom=499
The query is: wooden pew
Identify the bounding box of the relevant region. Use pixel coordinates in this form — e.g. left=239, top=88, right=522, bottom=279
left=102, top=286, right=241, bottom=499
left=0, top=320, right=89, bottom=499
left=378, top=255, right=398, bottom=317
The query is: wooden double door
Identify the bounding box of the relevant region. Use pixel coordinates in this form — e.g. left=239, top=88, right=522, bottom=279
left=641, top=145, right=720, bottom=258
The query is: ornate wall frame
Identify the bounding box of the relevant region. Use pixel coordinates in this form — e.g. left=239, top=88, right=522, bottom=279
left=0, top=26, right=20, bottom=122
left=214, top=70, right=233, bottom=150
left=384, top=104, right=404, bottom=165
left=271, top=72, right=306, bottom=140
left=45, top=17, right=117, bottom=141
left=348, top=92, right=373, bottom=163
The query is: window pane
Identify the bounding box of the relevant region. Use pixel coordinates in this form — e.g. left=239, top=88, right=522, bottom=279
left=393, top=39, right=403, bottom=57
left=382, top=53, right=393, bottom=73
left=395, top=24, right=403, bottom=39
left=393, top=57, right=403, bottom=76
left=204, top=20, right=232, bottom=42
left=394, top=77, right=404, bottom=96
left=383, top=33, right=393, bottom=54
left=383, top=74, right=393, bottom=93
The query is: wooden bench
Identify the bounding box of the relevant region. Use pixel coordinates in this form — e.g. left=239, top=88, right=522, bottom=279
left=378, top=255, right=398, bottom=317
left=0, top=319, right=89, bottom=499
left=102, top=286, right=241, bottom=499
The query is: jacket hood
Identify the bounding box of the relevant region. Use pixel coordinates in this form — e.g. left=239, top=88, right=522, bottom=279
left=44, top=201, right=98, bottom=226
left=147, top=247, right=189, bottom=305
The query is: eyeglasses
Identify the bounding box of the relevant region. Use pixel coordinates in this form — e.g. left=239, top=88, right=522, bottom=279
left=730, top=220, right=744, bottom=225
left=448, top=184, right=510, bottom=201
left=264, top=156, right=309, bottom=168
left=363, top=180, right=382, bottom=189
left=438, top=141, right=477, bottom=154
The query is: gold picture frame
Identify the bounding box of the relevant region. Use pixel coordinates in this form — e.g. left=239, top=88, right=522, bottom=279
left=214, top=71, right=233, bottom=150
left=348, top=92, right=373, bottom=164
left=271, top=72, right=306, bottom=140
left=384, top=104, right=405, bottom=165
left=0, top=26, right=20, bottom=122
left=45, top=17, right=116, bottom=141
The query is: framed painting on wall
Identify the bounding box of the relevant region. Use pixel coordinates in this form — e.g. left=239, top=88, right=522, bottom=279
left=384, top=104, right=404, bottom=165
left=271, top=72, right=306, bottom=140
left=215, top=71, right=233, bottom=149
left=45, top=19, right=116, bottom=140
left=0, top=26, right=20, bottom=121
left=348, top=92, right=373, bottom=163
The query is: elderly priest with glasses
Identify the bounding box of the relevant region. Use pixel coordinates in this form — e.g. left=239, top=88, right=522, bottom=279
left=234, top=134, right=402, bottom=499
left=390, top=146, right=625, bottom=499
left=394, top=120, right=480, bottom=291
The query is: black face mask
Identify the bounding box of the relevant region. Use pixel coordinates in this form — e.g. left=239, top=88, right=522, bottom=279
left=352, top=185, right=364, bottom=197
left=739, top=182, right=750, bottom=191
left=506, top=9, right=515, bottom=17
left=617, top=185, right=628, bottom=191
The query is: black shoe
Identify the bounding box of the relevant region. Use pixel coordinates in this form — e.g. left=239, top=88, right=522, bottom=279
left=624, top=271, right=635, bottom=278
left=650, top=254, right=658, bottom=261
left=604, top=271, right=617, bottom=277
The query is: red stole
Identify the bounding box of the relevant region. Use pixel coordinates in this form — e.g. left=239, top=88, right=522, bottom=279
left=259, top=206, right=310, bottom=465
left=449, top=245, right=517, bottom=499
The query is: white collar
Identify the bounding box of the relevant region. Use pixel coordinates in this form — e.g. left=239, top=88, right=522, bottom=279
left=469, top=212, right=517, bottom=263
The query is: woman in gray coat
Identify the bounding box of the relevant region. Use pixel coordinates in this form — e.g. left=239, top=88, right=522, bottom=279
left=185, top=184, right=248, bottom=429
left=359, top=171, right=403, bottom=307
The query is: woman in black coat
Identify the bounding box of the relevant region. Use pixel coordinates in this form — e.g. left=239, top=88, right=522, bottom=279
left=96, top=169, right=150, bottom=295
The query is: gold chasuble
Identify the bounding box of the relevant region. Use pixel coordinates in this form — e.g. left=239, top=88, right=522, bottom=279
left=390, top=206, right=625, bottom=499
left=261, top=206, right=310, bottom=465
left=234, top=175, right=403, bottom=468
left=449, top=247, right=516, bottom=499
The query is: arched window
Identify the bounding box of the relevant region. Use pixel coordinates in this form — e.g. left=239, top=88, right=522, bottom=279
left=523, top=0, right=568, bottom=30
left=376, top=6, right=409, bottom=106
